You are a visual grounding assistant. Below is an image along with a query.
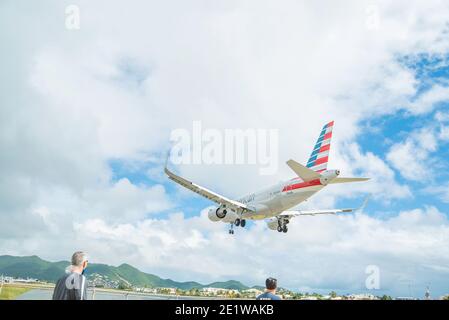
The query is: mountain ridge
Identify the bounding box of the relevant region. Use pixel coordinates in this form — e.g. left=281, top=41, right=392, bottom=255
left=0, top=255, right=250, bottom=290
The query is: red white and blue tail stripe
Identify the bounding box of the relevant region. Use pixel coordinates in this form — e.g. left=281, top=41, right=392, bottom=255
left=306, top=121, right=334, bottom=173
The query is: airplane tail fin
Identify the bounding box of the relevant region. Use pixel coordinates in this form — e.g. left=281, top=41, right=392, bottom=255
left=306, top=121, right=334, bottom=172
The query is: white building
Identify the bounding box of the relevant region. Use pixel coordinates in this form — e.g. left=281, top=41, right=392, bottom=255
left=141, top=288, right=157, bottom=294
left=242, top=288, right=263, bottom=296
left=158, top=287, right=177, bottom=295
left=348, top=293, right=377, bottom=300
left=201, top=287, right=225, bottom=295
left=1, top=275, right=14, bottom=284
left=201, top=287, right=239, bottom=296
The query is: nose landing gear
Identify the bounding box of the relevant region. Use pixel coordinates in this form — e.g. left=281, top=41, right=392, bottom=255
left=229, top=222, right=235, bottom=234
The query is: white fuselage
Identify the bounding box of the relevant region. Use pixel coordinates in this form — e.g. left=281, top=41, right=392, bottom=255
left=209, top=169, right=339, bottom=223
left=238, top=178, right=323, bottom=220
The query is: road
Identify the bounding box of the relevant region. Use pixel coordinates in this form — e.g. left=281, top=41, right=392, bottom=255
left=16, top=288, right=219, bottom=300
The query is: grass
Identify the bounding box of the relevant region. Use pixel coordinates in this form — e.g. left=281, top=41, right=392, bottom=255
left=0, top=285, right=31, bottom=300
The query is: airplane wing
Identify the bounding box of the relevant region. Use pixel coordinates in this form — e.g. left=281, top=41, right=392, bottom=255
left=279, top=208, right=355, bottom=217
left=164, top=166, right=252, bottom=212
left=278, top=197, right=369, bottom=218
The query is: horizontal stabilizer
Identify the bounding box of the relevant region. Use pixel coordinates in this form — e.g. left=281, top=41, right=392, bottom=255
left=328, top=177, right=370, bottom=184
left=286, top=159, right=320, bottom=181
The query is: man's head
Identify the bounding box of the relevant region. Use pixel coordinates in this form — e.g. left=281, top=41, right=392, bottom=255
left=266, top=277, right=277, bottom=292
left=70, top=251, right=88, bottom=273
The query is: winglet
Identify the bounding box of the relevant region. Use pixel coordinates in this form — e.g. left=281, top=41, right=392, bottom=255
left=286, top=159, right=321, bottom=181
left=164, top=149, right=171, bottom=171
left=358, top=196, right=370, bottom=213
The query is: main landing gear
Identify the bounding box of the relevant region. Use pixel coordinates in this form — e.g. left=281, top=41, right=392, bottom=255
left=234, top=218, right=246, bottom=227
left=229, top=218, right=247, bottom=234
left=277, top=218, right=289, bottom=233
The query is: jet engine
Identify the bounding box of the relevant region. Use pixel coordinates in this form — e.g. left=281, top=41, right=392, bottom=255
left=215, top=205, right=228, bottom=219
left=208, top=208, right=222, bottom=222
left=266, top=218, right=279, bottom=231
left=266, top=217, right=289, bottom=233
left=319, top=169, right=340, bottom=185
left=208, top=205, right=239, bottom=223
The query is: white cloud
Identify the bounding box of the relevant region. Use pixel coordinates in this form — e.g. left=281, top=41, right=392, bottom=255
left=0, top=178, right=172, bottom=246
left=2, top=0, right=449, bottom=297
left=435, top=111, right=449, bottom=123
left=424, top=184, right=449, bottom=203
left=407, top=85, right=449, bottom=115
left=62, top=206, right=449, bottom=296
left=83, top=178, right=172, bottom=221
left=435, top=111, right=449, bottom=141
left=331, top=143, right=411, bottom=202
left=387, top=128, right=438, bottom=181
left=439, top=126, right=449, bottom=141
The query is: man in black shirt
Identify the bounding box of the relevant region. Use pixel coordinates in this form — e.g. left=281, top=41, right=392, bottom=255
left=52, top=251, right=88, bottom=300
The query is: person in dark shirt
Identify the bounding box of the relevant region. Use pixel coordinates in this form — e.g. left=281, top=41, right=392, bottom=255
left=52, top=251, right=88, bottom=300
left=256, top=277, right=282, bottom=300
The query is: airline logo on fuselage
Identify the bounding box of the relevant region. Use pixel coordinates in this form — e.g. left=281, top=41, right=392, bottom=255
left=282, top=179, right=321, bottom=192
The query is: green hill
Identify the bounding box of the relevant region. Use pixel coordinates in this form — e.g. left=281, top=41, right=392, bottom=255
left=0, top=255, right=250, bottom=290
left=207, top=280, right=248, bottom=290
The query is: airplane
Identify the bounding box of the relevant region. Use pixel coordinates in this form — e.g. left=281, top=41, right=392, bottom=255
left=165, top=121, right=369, bottom=234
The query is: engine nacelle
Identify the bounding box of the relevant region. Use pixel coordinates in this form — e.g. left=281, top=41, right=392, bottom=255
left=208, top=208, right=222, bottom=222
left=319, top=169, right=340, bottom=185
left=208, top=205, right=239, bottom=223
left=215, top=206, right=228, bottom=219
left=221, top=210, right=239, bottom=223
left=266, top=217, right=289, bottom=231
left=266, top=218, right=279, bottom=230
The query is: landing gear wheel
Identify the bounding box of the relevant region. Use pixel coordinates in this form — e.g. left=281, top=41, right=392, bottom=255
left=240, top=219, right=246, bottom=228
left=229, top=222, right=235, bottom=235
left=282, top=225, right=288, bottom=233
left=277, top=226, right=282, bottom=232
left=235, top=219, right=240, bottom=227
